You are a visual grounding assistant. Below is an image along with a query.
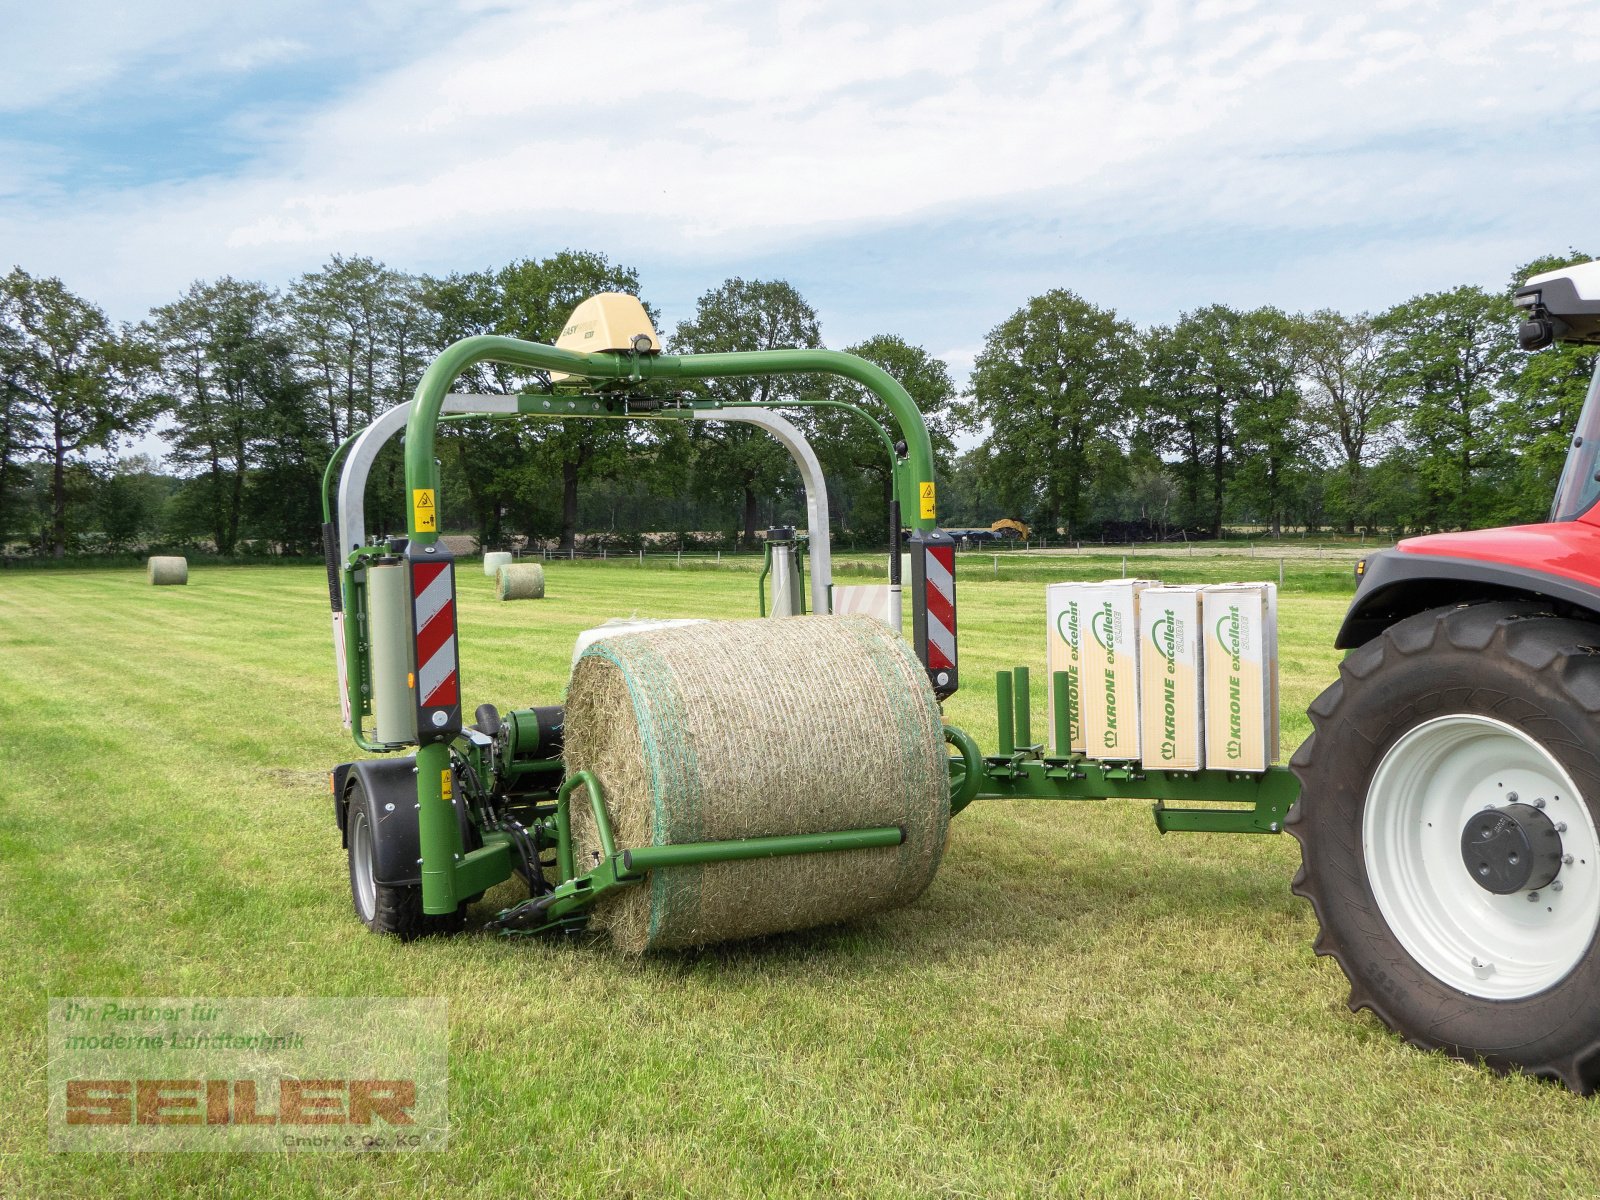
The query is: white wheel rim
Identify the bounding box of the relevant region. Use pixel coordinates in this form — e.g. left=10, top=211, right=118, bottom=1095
left=351, top=811, right=377, bottom=921
left=1365, top=713, right=1600, bottom=999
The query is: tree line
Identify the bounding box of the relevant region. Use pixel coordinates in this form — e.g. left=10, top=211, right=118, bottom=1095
left=0, top=249, right=1593, bottom=559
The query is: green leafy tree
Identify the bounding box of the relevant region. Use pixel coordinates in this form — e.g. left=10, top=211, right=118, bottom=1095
left=1376, top=285, right=1517, bottom=530
left=1230, top=307, right=1312, bottom=536
left=96, top=455, right=173, bottom=550
left=967, top=290, right=1140, bottom=539
left=289, top=256, right=435, bottom=539
left=0, top=268, right=158, bottom=557
left=287, top=255, right=427, bottom=441
left=146, top=278, right=286, bottom=555
left=423, top=270, right=510, bottom=391
left=245, top=342, right=326, bottom=554
left=1143, top=305, right=1248, bottom=538
left=671, top=278, right=824, bottom=547
left=1295, top=310, right=1390, bottom=533
left=1124, top=452, right=1178, bottom=536
left=929, top=446, right=992, bottom=529
left=813, top=334, right=963, bottom=542
left=0, top=306, right=39, bottom=542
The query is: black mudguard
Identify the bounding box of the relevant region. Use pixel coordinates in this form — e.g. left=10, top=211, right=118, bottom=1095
left=331, top=756, right=477, bottom=887
left=1338, top=549, right=1600, bottom=649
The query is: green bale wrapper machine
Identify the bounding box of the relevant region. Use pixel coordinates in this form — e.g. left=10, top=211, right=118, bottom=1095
left=324, top=269, right=1600, bottom=1091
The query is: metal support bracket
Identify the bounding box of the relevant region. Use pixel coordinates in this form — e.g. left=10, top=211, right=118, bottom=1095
left=970, top=756, right=1299, bottom=834
left=488, top=770, right=910, bottom=937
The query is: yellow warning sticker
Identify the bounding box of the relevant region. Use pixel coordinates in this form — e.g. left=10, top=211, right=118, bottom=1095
left=412, top=488, right=437, bottom=532
left=918, top=481, right=937, bottom=520
left=441, top=769, right=453, bottom=801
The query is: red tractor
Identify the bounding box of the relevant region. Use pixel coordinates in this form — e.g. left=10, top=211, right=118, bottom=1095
left=1291, top=260, right=1600, bottom=1091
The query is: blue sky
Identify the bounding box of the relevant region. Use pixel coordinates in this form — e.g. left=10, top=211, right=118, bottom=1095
left=3, top=0, right=1598, bottom=387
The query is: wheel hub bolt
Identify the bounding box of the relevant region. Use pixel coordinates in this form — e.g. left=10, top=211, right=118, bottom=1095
left=1530, top=892, right=1541, bottom=902
left=1554, top=881, right=1565, bottom=892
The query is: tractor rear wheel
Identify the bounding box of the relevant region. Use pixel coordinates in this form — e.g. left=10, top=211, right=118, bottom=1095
left=346, top=782, right=466, bottom=939
left=1289, top=601, right=1600, bottom=1092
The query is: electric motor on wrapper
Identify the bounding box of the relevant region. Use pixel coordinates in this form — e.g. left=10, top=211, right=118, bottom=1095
left=563, top=615, right=950, bottom=952
left=147, top=556, right=188, bottom=585
left=495, top=563, right=545, bottom=600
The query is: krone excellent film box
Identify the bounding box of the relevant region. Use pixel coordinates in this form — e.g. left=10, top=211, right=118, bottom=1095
left=1138, top=586, right=1204, bottom=771
left=1080, top=580, right=1157, bottom=761
left=1202, top=583, right=1279, bottom=772
left=1046, top=583, right=1088, bottom=754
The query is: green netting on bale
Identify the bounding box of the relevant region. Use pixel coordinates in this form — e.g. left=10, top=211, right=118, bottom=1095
left=564, top=615, right=949, bottom=952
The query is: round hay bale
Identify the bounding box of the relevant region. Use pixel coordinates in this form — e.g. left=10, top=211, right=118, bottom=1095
left=564, top=615, right=949, bottom=952
left=495, top=563, right=545, bottom=600
left=482, top=551, right=512, bottom=578
left=147, top=556, right=188, bottom=586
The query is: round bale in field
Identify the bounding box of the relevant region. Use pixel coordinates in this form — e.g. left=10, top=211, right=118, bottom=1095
left=495, top=562, right=545, bottom=600
left=564, top=615, right=950, bottom=952
left=147, top=556, right=188, bottom=586
left=482, top=551, right=512, bottom=578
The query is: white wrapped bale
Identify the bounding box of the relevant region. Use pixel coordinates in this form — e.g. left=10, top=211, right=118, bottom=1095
left=147, top=556, right=188, bottom=586
left=482, top=551, right=512, bottom=578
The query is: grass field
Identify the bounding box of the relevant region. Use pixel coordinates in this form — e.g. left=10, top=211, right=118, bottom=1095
left=5, top=555, right=1600, bottom=1197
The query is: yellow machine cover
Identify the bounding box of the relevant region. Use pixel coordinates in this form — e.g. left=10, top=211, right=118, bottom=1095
left=554, top=293, right=659, bottom=354
left=549, top=293, right=659, bottom=384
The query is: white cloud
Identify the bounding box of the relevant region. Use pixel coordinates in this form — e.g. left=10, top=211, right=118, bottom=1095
left=215, top=37, right=310, bottom=73
left=937, top=347, right=980, bottom=391
left=2, top=0, right=1598, bottom=336
left=0, top=1, right=448, bottom=111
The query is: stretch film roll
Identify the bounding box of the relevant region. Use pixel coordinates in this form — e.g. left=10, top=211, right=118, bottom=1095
left=368, top=561, right=416, bottom=745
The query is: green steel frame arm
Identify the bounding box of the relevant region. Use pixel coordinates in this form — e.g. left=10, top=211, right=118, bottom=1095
left=491, top=769, right=909, bottom=936
left=401, top=338, right=939, bottom=542
left=975, top=758, right=1300, bottom=834
left=321, top=428, right=364, bottom=526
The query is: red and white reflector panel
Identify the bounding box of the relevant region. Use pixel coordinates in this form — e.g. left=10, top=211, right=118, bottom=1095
left=406, top=543, right=462, bottom=742
left=413, top=562, right=458, bottom=707
left=909, top=529, right=959, bottom=698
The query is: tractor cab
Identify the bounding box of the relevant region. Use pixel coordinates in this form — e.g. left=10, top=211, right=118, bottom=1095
left=1518, top=262, right=1600, bottom=522
left=1515, top=259, right=1600, bottom=350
